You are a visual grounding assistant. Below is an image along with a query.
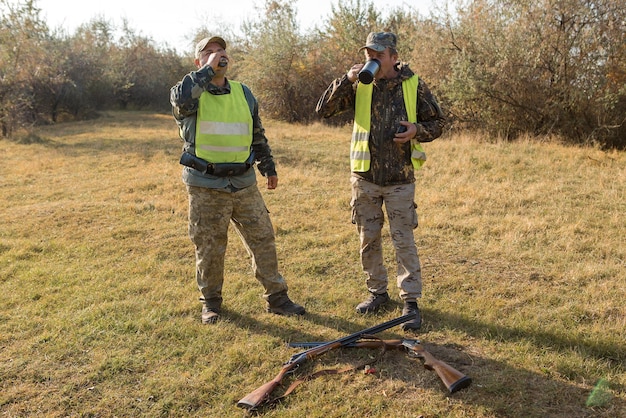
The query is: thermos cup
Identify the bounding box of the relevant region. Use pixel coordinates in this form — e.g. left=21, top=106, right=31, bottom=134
left=358, top=59, right=380, bottom=84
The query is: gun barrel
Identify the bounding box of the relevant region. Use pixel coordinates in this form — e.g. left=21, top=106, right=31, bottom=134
left=287, top=314, right=416, bottom=363
left=288, top=339, right=416, bottom=349
left=333, top=312, right=417, bottom=346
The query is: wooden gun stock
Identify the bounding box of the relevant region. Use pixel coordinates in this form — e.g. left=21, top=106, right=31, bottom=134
left=236, top=370, right=286, bottom=410
left=237, top=340, right=343, bottom=409
left=401, top=340, right=472, bottom=393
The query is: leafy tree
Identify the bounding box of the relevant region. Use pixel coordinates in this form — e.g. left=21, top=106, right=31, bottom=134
left=0, top=1, right=186, bottom=136
left=321, top=0, right=380, bottom=65
left=310, top=0, right=381, bottom=125
left=235, top=0, right=312, bottom=122
left=62, top=19, right=117, bottom=116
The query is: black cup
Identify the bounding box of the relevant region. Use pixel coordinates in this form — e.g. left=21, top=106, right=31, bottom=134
left=358, top=59, right=380, bottom=84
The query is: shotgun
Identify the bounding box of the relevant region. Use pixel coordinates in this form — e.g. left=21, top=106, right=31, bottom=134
left=236, top=313, right=417, bottom=410
left=288, top=338, right=472, bottom=393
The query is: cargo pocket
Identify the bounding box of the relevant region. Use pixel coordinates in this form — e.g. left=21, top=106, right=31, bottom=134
left=350, top=197, right=357, bottom=225
left=411, top=201, right=418, bottom=229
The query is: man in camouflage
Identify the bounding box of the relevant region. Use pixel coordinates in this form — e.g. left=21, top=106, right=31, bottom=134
left=316, top=32, right=445, bottom=330
left=170, top=36, right=305, bottom=324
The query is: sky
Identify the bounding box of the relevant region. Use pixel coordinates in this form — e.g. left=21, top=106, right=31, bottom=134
left=36, top=0, right=435, bottom=54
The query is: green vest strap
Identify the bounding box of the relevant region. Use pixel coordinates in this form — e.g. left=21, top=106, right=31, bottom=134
left=352, top=83, right=373, bottom=172
left=401, top=75, right=427, bottom=169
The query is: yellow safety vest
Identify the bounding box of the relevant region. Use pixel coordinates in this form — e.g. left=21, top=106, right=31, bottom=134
left=352, top=75, right=426, bottom=172
left=195, top=81, right=252, bottom=163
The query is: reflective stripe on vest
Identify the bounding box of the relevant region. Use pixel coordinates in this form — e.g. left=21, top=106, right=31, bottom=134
left=195, top=80, right=252, bottom=163
left=351, top=75, right=427, bottom=172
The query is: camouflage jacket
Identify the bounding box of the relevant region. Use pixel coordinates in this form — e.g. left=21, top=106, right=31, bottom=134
left=170, top=64, right=277, bottom=180
left=315, top=63, right=445, bottom=186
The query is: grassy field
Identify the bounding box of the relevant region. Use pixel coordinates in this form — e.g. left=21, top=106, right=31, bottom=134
left=1, top=111, right=624, bottom=417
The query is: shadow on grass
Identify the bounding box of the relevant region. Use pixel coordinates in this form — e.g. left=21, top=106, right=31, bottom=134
left=425, top=308, right=626, bottom=366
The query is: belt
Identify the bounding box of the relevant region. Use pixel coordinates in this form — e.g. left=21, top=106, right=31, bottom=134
left=207, top=162, right=252, bottom=177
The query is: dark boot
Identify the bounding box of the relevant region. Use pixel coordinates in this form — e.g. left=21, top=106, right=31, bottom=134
left=401, top=301, right=422, bottom=330
left=267, top=291, right=306, bottom=316
left=201, top=297, right=222, bottom=324
left=355, top=292, right=390, bottom=314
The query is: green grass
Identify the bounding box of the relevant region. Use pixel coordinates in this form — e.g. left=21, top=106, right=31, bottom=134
left=1, top=111, right=624, bottom=417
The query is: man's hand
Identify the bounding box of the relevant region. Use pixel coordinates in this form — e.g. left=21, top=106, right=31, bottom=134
left=206, top=52, right=228, bottom=70
left=347, top=64, right=364, bottom=83
left=393, top=121, right=418, bottom=144
left=267, top=175, right=278, bottom=190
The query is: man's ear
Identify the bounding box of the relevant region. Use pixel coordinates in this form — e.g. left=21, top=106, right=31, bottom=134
left=194, top=58, right=201, bottom=69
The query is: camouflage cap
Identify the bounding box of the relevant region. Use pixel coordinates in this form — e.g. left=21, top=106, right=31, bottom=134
left=195, top=36, right=227, bottom=58
left=359, top=32, right=397, bottom=52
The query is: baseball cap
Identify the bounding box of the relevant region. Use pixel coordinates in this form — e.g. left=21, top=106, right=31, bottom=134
left=195, top=36, right=227, bottom=58
left=359, top=32, right=397, bottom=52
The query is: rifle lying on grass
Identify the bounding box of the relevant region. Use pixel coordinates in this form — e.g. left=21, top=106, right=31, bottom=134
left=289, top=339, right=472, bottom=394
left=236, top=312, right=417, bottom=410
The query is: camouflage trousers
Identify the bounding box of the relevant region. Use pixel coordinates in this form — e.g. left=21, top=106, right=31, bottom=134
left=187, top=184, right=288, bottom=307
left=350, top=175, right=422, bottom=301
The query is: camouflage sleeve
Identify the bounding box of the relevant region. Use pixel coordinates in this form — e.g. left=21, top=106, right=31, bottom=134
left=252, top=106, right=277, bottom=177
left=315, top=75, right=357, bottom=118
left=170, top=65, right=216, bottom=120
left=242, top=85, right=277, bottom=177
left=415, top=78, right=446, bottom=142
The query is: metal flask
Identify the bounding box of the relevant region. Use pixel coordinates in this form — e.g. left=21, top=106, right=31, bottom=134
left=358, top=59, right=381, bottom=84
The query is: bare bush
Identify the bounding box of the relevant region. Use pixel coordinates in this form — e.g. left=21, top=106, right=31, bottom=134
left=435, top=0, right=626, bottom=147
left=1, top=0, right=623, bottom=147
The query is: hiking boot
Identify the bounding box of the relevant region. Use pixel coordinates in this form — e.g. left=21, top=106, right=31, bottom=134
left=201, top=305, right=220, bottom=324
left=401, top=301, right=422, bottom=331
left=355, top=292, right=390, bottom=314
left=200, top=297, right=222, bottom=324
left=267, top=291, right=306, bottom=316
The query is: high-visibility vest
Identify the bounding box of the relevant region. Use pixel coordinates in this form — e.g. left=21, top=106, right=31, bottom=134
left=351, top=75, right=427, bottom=172
left=195, top=81, right=252, bottom=163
